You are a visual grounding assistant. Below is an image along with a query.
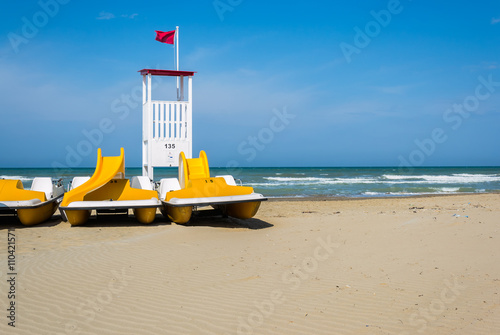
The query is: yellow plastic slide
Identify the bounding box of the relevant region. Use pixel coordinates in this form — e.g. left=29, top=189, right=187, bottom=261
left=161, top=151, right=265, bottom=223
left=61, top=148, right=125, bottom=207
left=167, top=151, right=255, bottom=202
left=60, top=148, right=159, bottom=225
left=178, top=150, right=210, bottom=188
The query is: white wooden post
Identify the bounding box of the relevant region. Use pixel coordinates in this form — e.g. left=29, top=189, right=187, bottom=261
left=180, top=76, right=184, bottom=101
left=147, top=73, right=153, bottom=179
left=142, top=74, right=147, bottom=177
left=187, top=75, right=193, bottom=158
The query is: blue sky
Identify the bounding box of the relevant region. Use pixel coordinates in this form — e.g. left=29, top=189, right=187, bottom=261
left=1, top=0, right=499, bottom=168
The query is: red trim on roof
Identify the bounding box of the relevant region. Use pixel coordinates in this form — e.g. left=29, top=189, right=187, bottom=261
left=138, top=69, right=196, bottom=77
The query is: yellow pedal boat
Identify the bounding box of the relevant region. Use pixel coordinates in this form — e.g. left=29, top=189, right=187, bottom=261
left=159, top=150, right=266, bottom=224
left=0, top=177, right=64, bottom=225
left=60, top=148, right=160, bottom=226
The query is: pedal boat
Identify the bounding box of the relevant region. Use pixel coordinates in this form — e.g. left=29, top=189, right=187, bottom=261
left=159, top=151, right=266, bottom=224
left=0, top=177, right=64, bottom=225
left=59, top=148, right=160, bottom=226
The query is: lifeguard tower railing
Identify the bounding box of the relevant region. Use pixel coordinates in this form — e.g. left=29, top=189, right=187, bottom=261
left=139, top=69, right=196, bottom=180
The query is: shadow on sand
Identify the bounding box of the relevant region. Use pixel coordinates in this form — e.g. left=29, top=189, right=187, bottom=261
left=1, top=209, right=273, bottom=230
left=72, top=208, right=274, bottom=229
left=0, top=214, right=61, bottom=230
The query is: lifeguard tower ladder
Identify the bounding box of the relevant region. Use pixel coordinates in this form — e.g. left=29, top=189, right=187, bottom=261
left=139, top=69, right=196, bottom=180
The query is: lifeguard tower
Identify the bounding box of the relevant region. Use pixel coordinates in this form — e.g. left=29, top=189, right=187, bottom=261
left=139, top=69, right=196, bottom=180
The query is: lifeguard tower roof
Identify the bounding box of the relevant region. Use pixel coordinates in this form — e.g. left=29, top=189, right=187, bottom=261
left=138, top=69, right=196, bottom=77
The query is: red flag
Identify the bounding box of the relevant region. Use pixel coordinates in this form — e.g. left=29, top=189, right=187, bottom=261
left=155, top=30, right=175, bottom=44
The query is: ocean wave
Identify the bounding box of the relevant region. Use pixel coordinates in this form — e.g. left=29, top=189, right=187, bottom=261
left=383, top=174, right=421, bottom=180
left=433, top=187, right=460, bottom=193
left=262, top=176, right=381, bottom=185
left=361, top=191, right=426, bottom=197
left=264, top=177, right=327, bottom=182
left=0, top=175, right=33, bottom=181
left=247, top=182, right=287, bottom=187
left=265, top=173, right=500, bottom=186
left=452, top=173, right=500, bottom=178
left=362, top=188, right=485, bottom=197
left=383, top=174, right=500, bottom=184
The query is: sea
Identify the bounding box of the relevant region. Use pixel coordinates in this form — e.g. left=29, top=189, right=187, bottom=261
left=1, top=166, right=500, bottom=199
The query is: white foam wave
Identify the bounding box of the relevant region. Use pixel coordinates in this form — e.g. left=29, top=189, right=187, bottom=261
left=263, top=176, right=380, bottom=184
left=453, top=173, right=500, bottom=178
left=334, top=177, right=379, bottom=184
left=265, top=177, right=327, bottom=182
left=362, top=188, right=488, bottom=197
left=383, top=174, right=420, bottom=180
left=363, top=191, right=386, bottom=196
left=247, top=182, right=284, bottom=187
left=250, top=173, right=500, bottom=192
left=383, top=174, right=500, bottom=184
left=362, top=191, right=424, bottom=197
left=434, top=187, right=460, bottom=193
left=0, top=175, right=33, bottom=181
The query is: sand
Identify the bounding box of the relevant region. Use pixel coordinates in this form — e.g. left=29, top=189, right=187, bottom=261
left=1, top=193, right=499, bottom=334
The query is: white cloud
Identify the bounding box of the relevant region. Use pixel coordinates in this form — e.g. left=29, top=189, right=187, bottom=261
left=491, top=17, right=500, bottom=24
left=121, top=13, right=139, bottom=19
left=97, top=11, right=115, bottom=20
left=96, top=12, right=139, bottom=20
left=464, top=61, right=500, bottom=72
left=483, top=61, right=499, bottom=69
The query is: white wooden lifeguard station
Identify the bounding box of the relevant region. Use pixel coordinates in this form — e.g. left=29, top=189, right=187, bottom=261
left=139, top=69, right=196, bottom=180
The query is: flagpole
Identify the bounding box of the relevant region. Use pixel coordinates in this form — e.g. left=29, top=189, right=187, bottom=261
left=176, top=26, right=179, bottom=100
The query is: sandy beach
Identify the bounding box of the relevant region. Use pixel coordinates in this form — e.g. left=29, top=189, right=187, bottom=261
left=1, top=193, right=499, bottom=334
